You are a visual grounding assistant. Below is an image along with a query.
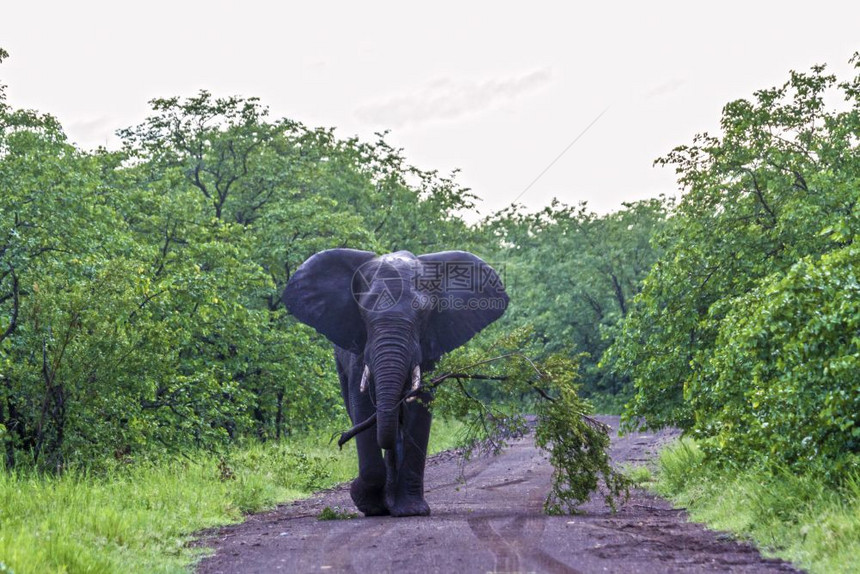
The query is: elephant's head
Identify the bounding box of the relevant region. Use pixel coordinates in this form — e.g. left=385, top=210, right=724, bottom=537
left=282, top=249, right=508, bottom=450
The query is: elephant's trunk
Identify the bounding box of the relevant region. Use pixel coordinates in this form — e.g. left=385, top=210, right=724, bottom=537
left=368, top=322, right=414, bottom=451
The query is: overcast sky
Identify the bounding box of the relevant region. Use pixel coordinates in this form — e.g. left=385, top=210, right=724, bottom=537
left=2, top=1, right=857, bottom=218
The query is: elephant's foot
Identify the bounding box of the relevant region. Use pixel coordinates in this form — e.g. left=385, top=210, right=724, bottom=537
left=350, top=477, right=389, bottom=517
left=388, top=496, right=431, bottom=517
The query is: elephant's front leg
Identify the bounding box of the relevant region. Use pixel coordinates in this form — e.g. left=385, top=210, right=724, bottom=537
left=351, top=423, right=389, bottom=516
left=340, top=355, right=389, bottom=516
left=384, top=392, right=433, bottom=517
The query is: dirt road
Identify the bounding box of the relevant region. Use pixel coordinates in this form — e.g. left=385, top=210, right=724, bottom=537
left=197, top=416, right=799, bottom=573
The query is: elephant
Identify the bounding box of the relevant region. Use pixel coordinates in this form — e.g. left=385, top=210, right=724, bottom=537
left=282, top=249, right=508, bottom=516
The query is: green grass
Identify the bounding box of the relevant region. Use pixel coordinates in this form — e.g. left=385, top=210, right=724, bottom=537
left=619, top=463, right=654, bottom=487
left=0, top=418, right=465, bottom=574
left=316, top=506, right=359, bottom=521
left=654, top=438, right=860, bottom=574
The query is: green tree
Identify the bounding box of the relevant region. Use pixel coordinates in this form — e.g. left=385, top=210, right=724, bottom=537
left=702, top=244, right=859, bottom=474
left=608, top=54, right=860, bottom=469
left=480, top=199, right=669, bottom=401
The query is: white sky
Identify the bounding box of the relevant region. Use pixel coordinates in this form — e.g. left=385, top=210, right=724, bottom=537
left=2, top=1, right=858, bottom=218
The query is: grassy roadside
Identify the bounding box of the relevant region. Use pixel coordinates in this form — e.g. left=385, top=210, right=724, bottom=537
left=0, top=419, right=465, bottom=574
left=643, top=438, right=860, bottom=574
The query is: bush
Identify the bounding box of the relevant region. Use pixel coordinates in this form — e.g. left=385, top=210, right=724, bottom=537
left=696, top=244, right=860, bottom=476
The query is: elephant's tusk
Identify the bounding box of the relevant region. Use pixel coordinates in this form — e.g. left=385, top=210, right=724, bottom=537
left=406, top=365, right=421, bottom=402
left=360, top=365, right=370, bottom=393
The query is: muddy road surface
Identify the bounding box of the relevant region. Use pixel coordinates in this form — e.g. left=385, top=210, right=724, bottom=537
left=197, top=416, right=799, bottom=573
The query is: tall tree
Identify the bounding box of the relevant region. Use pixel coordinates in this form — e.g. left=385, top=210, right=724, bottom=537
left=480, top=199, right=669, bottom=399
left=608, top=56, right=860, bottom=437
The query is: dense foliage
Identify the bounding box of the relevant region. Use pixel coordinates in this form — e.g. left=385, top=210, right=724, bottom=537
left=704, top=244, right=859, bottom=473
left=608, top=56, right=860, bottom=477
left=478, top=199, right=669, bottom=404
left=0, top=72, right=477, bottom=470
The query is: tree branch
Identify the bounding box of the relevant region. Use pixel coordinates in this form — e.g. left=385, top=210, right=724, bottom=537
left=335, top=352, right=558, bottom=449
left=0, top=269, right=19, bottom=346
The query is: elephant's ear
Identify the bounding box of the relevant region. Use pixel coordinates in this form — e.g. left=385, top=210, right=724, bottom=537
left=282, top=248, right=377, bottom=353
left=417, top=251, right=509, bottom=361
